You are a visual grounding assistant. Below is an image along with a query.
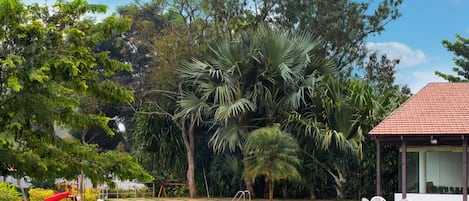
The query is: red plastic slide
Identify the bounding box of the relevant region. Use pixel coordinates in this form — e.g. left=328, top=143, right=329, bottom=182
left=44, top=192, right=70, bottom=201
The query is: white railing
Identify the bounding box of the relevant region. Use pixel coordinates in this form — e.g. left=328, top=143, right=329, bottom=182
left=232, top=190, right=251, bottom=201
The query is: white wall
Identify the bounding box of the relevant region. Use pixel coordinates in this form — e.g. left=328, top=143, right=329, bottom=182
left=395, top=193, right=468, bottom=201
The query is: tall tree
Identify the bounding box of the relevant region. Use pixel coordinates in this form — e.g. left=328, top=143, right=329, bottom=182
left=284, top=74, right=403, bottom=199
left=252, top=0, right=403, bottom=70
left=125, top=0, right=214, bottom=197
left=177, top=25, right=335, bottom=196
left=0, top=0, right=151, bottom=185
left=436, top=34, right=469, bottom=81
left=244, top=125, right=301, bottom=201
left=86, top=0, right=171, bottom=153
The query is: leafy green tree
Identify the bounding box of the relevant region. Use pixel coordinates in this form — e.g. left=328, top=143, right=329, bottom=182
left=200, top=0, right=254, bottom=37
left=436, top=34, right=469, bottom=81
left=244, top=125, right=300, bottom=201
left=121, top=0, right=216, bottom=197
left=86, top=0, right=172, bottom=153
left=252, top=0, right=402, bottom=70
left=0, top=0, right=151, bottom=185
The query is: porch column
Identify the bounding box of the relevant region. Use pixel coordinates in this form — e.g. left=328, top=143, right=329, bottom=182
left=376, top=139, right=381, bottom=196
left=402, top=139, right=407, bottom=199
left=463, top=138, right=467, bottom=201
left=418, top=151, right=426, bottom=193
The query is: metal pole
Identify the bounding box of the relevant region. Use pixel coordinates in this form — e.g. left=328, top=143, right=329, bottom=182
left=153, top=182, right=156, bottom=197
left=376, top=139, right=382, bottom=196
left=463, top=138, right=467, bottom=201
left=402, top=139, right=407, bottom=199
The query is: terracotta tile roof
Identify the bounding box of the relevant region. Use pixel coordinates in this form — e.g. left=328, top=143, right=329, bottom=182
left=369, top=82, right=469, bottom=135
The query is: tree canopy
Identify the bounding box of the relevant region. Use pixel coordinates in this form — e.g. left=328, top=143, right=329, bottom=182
left=121, top=0, right=407, bottom=200
left=0, top=0, right=410, bottom=200
left=436, top=34, right=469, bottom=81
left=244, top=125, right=300, bottom=201
left=0, top=0, right=151, bottom=184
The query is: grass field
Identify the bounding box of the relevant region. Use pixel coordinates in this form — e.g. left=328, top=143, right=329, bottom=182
left=106, top=198, right=343, bottom=201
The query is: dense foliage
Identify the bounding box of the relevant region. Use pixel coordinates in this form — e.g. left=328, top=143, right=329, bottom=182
left=28, top=188, right=54, bottom=201
left=0, top=0, right=152, bottom=191
left=0, top=182, right=21, bottom=201
left=113, top=0, right=408, bottom=200
left=0, top=0, right=413, bottom=200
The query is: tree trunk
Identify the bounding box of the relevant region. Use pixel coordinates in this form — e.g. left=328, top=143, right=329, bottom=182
left=180, top=117, right=196, bottom=198
left=244, top=173, right=255, bottom=198
left=334, top=184, right=343, bottom=199
left=242, top=148, right=256, bottom=198
left=309, top=187, right=316, bottom=200
left=79, top=172, right=85, bottom=201
left=186, top=148, right=196, bottom=198
left=17, top=176, right=27, bottom=201
left=282, top=180, right=287, bottom=198
left=328, top=167, right=346, bottom=199
left=268, top=180, right=274, bottom=201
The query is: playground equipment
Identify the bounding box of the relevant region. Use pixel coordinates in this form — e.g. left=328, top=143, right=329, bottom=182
left=232, top=190, right=251, bottom=201
left=43, top=192, right=70, bottom=201
left=43, top=182, right=79, bottom=201
left=157, top=182, right=185, bottom=198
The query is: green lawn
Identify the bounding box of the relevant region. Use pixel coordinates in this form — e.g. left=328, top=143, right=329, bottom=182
left=106, top=198, right=347, bottom=201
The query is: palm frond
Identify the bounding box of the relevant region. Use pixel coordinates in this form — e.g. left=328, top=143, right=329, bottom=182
left=213, top=84, right=237, bottom=105
left=209, top=119, right=246, bottom=153
left=176, top=93, right=211, bottom=123
left=178, top=59, right=210, bottom=82
left=214, top=98, right=256, bottom=123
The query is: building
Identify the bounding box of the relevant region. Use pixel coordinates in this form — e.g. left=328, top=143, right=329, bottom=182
left=370, top=82, right=469, bottom=201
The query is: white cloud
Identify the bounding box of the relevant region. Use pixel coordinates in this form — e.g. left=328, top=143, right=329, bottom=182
left=396, top=70, right=447, bottom=93
left=366, top=42, right=427, bottom=68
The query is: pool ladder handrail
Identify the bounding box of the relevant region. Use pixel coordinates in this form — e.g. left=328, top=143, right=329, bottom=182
left=231, top=190, right=251, bottom=201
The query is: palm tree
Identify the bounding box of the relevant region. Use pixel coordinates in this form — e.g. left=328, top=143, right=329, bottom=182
left=177, top=25, right=335, bottom=194
left=322, top=76, right=401, bottom=198
left=284, top=75, right=400, bottom=198
left=243, top=125, right=301, bottom=201
left=178, top=25, right=335, bottom=150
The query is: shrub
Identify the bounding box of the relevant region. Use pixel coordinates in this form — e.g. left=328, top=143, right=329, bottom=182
left=0, top=182, right=21, bottom=201
left=28, top=188, right=54, bottom=201
left=137, top=188, right=152, bottom=197
left=173, top=185, right=188, bottom=197
left=82, top=188, right=98, bottom=201
left=120, top=190, right=131, bottom=198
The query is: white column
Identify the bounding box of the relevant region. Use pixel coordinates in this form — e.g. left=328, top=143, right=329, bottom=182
left=419, top=151, right=427, bottom=193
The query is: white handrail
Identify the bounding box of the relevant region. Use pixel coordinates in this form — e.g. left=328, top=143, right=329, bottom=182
left=231, top=190, right=251, bottom=201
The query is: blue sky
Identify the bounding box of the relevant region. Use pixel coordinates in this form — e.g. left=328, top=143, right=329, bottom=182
left=23, top=0, right=469, bottom=92
left=367, top=0, right=469, bottom=92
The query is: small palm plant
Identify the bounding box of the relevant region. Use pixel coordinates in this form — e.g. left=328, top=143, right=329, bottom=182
left=243, top=125, right=301, bottom=201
